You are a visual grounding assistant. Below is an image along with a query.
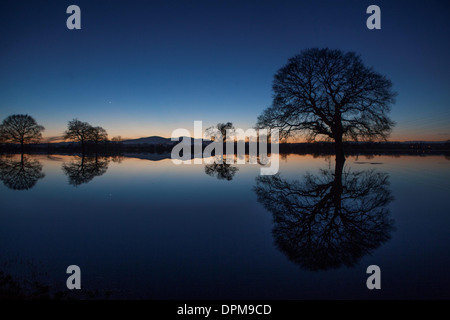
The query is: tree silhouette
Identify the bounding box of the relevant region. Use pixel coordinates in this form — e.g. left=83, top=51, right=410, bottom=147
left=0, top=155, right=45, bottom=190
left=205, top=122, right=234, bottom=142
left=62, top=155, right=109, bottom=186
left=88, top=126, right=108, bottom=147
left=111, top=136, right=123, bottom=144
left=0, top=114, right=45, bottom=153
left=63, top=119, right=92, bottom=150
left=254, top=158, right=394, bottom=271
left=257, top=48, right=396, bottom=162
left=63, top=119, right=108, bottom=151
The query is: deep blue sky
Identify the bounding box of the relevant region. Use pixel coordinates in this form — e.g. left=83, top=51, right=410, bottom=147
left=1, top=0, right=449, bottom=141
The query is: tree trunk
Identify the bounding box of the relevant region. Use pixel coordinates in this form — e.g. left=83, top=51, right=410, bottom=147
left=333, top=153, right=345, bottom=216
left=333, top=111, right=345, bottom=168
left=333, top=113, right=345, bottom=213
left=334, top=134, right=345, bottom=167
left=334, top=133, right=345, bottom=200
left=20, top=140, right=24, bottom=156
left=334, top=147, right=345, bottom=189
left=81, top=153, right=85, bottom=170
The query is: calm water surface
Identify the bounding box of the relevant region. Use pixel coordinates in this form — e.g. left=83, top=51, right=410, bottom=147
left=0, top=153, right=449, bottom=299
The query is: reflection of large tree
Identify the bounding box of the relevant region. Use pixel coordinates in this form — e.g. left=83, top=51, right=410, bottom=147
left=62, top=155, right=109, bottom=186
left=0, top=155, right=45, bottom=190
left=254, top=158, right=394, bottom=271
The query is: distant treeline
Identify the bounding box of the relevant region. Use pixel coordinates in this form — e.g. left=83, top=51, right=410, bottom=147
left=1, top=141, right=449, bottom=156
left=280, top=141, right=450, bottom=156
left=0, top=141, right=171, bottom=155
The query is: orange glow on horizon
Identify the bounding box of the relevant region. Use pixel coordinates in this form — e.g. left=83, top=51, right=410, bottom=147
left=40, top=127, right=449, bottom=143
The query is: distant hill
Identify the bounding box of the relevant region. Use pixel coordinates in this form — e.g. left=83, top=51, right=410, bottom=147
left=122, top=136, right=207, bottom=145
left=122, top=136, right=173, bottom=145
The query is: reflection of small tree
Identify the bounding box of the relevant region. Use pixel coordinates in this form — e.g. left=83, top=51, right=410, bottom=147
left=62, top=155, right=109, bottom=186
left=110, top=155, right=124, bottom=163
left=204, top=156, right=238, bottom=181
left=205, top=163, right=239, bottom=181
left=0, top=155, right=45, bottom=190
left=0, top=114, right=45, bottom=153
left=254, top=158, right=394, bottom=271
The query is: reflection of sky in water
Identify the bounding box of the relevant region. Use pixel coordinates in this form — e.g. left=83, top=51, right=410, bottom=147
left=0, top=154, right=449, bottom=299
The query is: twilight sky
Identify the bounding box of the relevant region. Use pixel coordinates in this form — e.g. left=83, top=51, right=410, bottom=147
left=1, top=0, right=449, bottom=141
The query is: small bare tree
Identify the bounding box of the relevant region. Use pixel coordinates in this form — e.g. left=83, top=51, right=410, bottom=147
left=63, top=119, right=92, bottom=150
left=111, top=136, right=122, bottom=143
left=88, top=126, right=108, bottom=147
left=205, top=122, right=234, bottom=142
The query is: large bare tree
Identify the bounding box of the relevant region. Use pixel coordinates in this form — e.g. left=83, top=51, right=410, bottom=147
left=0, top=114, right=45, bottom=152
left=257, top=48, right=396, bottom=161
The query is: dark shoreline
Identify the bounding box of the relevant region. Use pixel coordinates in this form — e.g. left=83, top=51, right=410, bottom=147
left=1, top=141, right=449, bottom=158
